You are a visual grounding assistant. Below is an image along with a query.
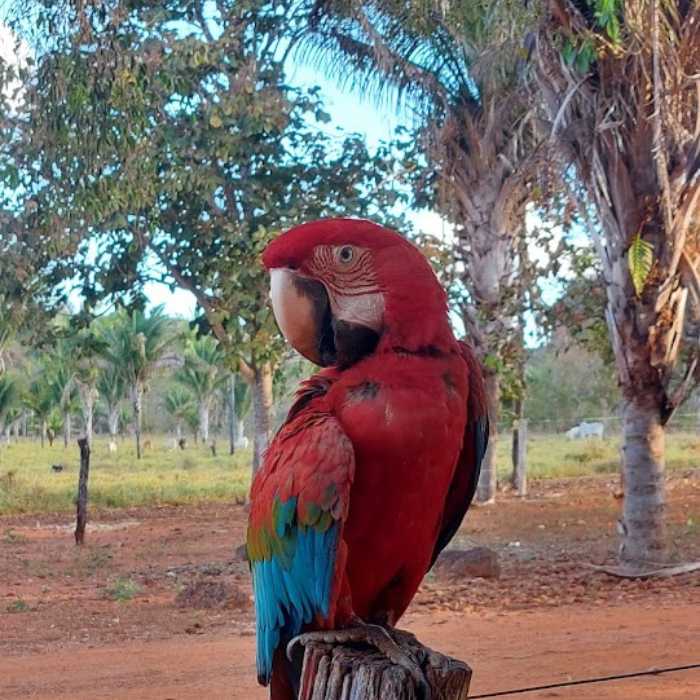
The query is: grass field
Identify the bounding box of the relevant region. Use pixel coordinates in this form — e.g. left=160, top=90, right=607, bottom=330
left=496, top=430, right=700, bottom=480
left=0, top=431, right=698, bottom=516
left=0, top=436, right=251, bottom=516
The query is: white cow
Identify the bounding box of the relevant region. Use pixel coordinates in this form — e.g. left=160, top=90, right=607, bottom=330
left=566, top=421, right=604, bottom=440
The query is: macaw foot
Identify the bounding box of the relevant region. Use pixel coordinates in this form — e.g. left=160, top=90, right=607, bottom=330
left=287, top=624, right=431, bottom=699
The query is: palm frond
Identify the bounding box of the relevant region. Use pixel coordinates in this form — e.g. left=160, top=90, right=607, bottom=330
left=297, top=0, right=478, bottom=119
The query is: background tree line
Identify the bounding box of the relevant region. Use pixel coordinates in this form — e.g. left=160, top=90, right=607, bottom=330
left=0, top=307, right=257, bottom=454
left=0, top=304, right=625, bottom=452
left=1, top=0, right=698, bottom=573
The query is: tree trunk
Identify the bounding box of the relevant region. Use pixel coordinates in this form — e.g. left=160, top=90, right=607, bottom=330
left=175, top=420, right=182, bottom=443
left=40, top=419, right=46, bottom=449
left=107, top=405, right=120, bottom=440
left=199, top=400, right=210, bottom=445
left=74, top=437, right=90, bottom=545
left=510, top=398, right=524, bottom=488
left=228, top=374, right=237, bottom=456
left=83, top=392, right=96, bottom=448
left=133, top=384, right=143, bottom=459
left=475, top=372, right=500, bottom=504
left=513, top=418, right=527, bottom=497
left=453, top=173, right=525, bottom=506
left=298, top=629, right=471, bottom=700
left=619, top=397, right=666, bottom=569
left=251, top=362, right=273, bottom=472
left=594, top=198, right=673, bottom=568
left=63, top=411, right=71, bottom=448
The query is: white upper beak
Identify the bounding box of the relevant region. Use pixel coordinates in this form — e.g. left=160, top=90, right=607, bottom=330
left=269, top=268, right=324, bottom=365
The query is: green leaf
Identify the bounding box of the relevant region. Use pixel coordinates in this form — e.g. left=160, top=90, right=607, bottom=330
left=575, top=39, right=596, bottom=73
left=482, top=353, right=503, bottom=372
left=561, top=38, right=576, bottom=66
left=628, top=233, right=654, bottom=297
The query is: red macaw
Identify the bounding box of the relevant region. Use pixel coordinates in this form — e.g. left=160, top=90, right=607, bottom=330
left=247, top=218, right=488, bottom=699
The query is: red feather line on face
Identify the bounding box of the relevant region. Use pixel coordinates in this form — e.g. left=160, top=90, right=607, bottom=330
left=308, top=246, right=380, bottom=298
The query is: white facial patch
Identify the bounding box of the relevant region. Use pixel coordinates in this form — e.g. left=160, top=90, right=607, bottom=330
left=329, top=290, right=385, bottom=333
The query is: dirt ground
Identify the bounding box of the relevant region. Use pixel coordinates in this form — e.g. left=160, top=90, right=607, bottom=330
left=1, top=472, right=699, bottom=699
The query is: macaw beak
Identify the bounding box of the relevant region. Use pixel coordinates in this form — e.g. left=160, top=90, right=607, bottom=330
left=269, top=268, right=335, bottom=367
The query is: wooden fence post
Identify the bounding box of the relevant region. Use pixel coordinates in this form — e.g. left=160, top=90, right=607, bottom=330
left=514, top=419, right=527, bottom=497
left=75, top=437, right=90, bottom=545
left=298, top=629, right=471, bottom=700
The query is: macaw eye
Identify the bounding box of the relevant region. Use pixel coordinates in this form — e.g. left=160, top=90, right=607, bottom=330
left=337, top=245, right=354, bottom=264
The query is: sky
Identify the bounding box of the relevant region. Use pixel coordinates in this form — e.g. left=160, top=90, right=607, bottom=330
left=0, top=21, right=28, bottom=110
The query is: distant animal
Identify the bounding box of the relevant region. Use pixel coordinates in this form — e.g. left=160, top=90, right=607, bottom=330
left=178, top=438, right=187, bottom=450
left=108, top=440, right=118, bottom=454
left=566, top=421, right=604, bottom=440
left=51, top=464, right=64, bottom=473
left=142, top=439, right=152, bottom=450
left=247, top=218, right=489, bottom=698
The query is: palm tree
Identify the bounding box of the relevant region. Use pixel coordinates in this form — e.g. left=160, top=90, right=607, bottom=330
left=535, top=1, right=700, bottom=569
left=3, top=406, right=22, bottom=444
left=24, top=377, right=55, bottom=448
left=46, top=409, right=63, bottom=446
left=176, top=335, right=226, bottom=445
left=69, top=328, right=106, bottom=448
left=97, top=364, right=127, bottom=442
left=222, top=373, right=252, bottom=455
left=298, top=0, right=541, bottom=502
left=47, top=347, right=79, bottom=449
left=100, top=306, right=173, bottom=459
left=164, top=386, right=195, bottom=443
left=0, top=307, right=14, bottom=376
left=0, top=374, right=18, bottom=441
left=184, top=402, right=200, bottom=444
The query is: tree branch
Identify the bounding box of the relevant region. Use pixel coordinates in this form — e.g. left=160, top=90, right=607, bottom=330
left=145, top=240, right=230, bottom=345
left=194, top=0, right=215, bottom=43
left=238, top=357, right=255, bottom=383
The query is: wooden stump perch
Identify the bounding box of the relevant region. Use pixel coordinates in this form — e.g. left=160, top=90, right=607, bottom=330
left=298, top=629, right=471, bottom=700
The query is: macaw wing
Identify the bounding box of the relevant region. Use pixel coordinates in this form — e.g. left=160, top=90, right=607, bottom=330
left=247, top=409, right=354, bottom=685
left=430, top=341, right=489, bottom=567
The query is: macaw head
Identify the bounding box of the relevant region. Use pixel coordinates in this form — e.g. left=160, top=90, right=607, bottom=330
left=263, top=218, right=453, bottom=368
